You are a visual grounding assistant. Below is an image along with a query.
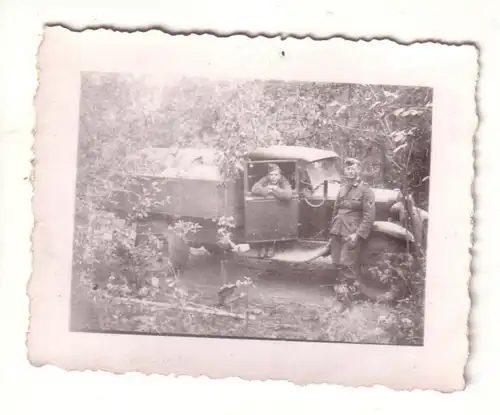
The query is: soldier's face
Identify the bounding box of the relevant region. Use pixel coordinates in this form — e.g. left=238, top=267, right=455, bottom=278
left=344, top=164, right=360, bottom=179
left=269, top=171, right=280, bottom=184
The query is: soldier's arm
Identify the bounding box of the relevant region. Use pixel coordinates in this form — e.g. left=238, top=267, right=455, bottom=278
left=270, top=177, right=293, bottom=200
left=329, top=187, right=341, bottom=228
left=333, top=187, right=342, bottom=215
left=251, top=176, right=271, bottom=197
left=356, top=186, right=376, bottom=239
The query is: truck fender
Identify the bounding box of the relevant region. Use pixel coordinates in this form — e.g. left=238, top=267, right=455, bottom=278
left=371, top=221, right=415, bottom=243
left=304, top=242, right=332, bottom=263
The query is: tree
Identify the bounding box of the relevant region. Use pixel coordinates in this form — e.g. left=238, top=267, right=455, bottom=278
left=77, top=73, right=432, bottom=209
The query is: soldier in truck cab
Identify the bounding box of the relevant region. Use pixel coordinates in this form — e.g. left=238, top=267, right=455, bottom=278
left=251, top=163, right=293, bottom=201
left=251, top=163, right=293, bottom=258
left=329, top=157, right=376, bottom=284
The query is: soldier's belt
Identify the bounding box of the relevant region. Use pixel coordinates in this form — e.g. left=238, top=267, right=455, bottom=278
left=337, top=208, right=361, bottom=214
left=332, top=214, right=356, bottom=234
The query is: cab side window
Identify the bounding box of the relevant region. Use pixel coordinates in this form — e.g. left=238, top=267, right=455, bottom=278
left=246, top=161, right=298, bottom=197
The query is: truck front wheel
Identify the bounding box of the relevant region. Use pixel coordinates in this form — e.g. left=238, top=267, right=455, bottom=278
left=356, top=232, right=415, bottom=301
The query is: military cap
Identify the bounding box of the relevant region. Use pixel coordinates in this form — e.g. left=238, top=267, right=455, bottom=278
left=268, top=163, right=281, bottom=173
left=344, top=157, right=361, bottom=167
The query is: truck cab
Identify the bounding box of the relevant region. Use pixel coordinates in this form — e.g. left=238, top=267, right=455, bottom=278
left=105, top=145, right=420, bottom=267
left=239, top=146, right=417, bottom=263
left=241, top=146, right=342, bottom=245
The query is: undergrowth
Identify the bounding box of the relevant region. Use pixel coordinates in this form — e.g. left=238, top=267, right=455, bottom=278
left=70, top=209, right=425, bottom=346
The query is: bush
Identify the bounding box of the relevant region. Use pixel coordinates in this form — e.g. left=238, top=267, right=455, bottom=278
left=70, top=74, right=430, bottom=344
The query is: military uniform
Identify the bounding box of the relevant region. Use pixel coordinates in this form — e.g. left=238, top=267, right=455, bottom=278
left=251, top=175, right=293, bottom=200
left=329, top=177, right=376, bottom=275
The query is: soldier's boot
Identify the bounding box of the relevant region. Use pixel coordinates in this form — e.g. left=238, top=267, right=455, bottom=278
left=331, top=275, right=352, bottom=313
left=332, top=265, right=355, bottom=281
left=340, top=266, right=357, bottom=280
left=333, top=265, right=363, bottom=306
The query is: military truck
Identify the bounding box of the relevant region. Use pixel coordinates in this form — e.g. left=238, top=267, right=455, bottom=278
left=105, top=145, right=426, bottom=298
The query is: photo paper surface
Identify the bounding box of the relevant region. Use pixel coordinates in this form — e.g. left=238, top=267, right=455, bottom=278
left=29, top=27, right=476, bottom=391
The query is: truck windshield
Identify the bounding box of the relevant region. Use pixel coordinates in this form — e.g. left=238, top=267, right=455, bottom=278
left=305, top=158, right=341, bottom=190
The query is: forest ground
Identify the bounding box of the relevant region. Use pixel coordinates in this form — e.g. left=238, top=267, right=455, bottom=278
left=70, top=242, right=424, bottom=346
left=71, top=76, right=430, bottom=347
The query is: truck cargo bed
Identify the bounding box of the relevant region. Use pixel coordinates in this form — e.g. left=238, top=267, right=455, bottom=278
left=105, top=174, right=245, bottom=225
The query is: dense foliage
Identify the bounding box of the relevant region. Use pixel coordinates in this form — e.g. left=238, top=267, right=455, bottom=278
left=71, top=72, right=431, bottom=346
left=77, top=72, right=432, bottom=207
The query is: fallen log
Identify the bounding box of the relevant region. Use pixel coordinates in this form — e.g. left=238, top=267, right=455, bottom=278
left=108, top=294, right=256, bottom=320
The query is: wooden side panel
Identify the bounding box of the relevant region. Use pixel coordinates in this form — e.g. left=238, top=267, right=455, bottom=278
left=104, top=176, right=181, bottom=215
left=105, top=175, right=245, bottom=227
left=176, top=179, right=220, bottom=218
left=218, top=179, right=245, bottom=227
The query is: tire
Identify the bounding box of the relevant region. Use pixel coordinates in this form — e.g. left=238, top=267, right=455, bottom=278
left=357, top=232, right=414, bottom=302
left=360, top=231, right=411, bottom=266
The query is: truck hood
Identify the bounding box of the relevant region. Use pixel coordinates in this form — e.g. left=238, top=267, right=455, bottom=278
left=310, top=182, right=400, bottom=205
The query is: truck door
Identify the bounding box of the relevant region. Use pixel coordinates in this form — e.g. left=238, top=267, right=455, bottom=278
left=243, top=159, right=300, bottom=243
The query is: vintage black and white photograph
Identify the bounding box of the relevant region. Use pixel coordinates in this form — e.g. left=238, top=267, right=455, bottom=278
left=70, top=72, right=432, bottom=346
left=30, top=28, right=474, bottom=390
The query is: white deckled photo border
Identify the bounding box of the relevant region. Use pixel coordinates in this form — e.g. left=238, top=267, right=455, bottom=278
left=28, top=26, right=476, bottom=392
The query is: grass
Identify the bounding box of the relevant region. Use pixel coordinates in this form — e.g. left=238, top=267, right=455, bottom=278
left=71, top=277, right=423, bottom=345
left=70, top=211, right=425, bottom=347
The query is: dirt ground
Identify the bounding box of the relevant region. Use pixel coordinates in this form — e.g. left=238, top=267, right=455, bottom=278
left=70, top=246, right=424, bottom=346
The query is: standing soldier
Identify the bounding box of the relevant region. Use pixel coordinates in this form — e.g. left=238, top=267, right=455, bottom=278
left=330, top=158, right=376, bottom=284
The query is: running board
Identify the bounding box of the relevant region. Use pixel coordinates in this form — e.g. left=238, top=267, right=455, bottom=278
left=238, top=242, right=331, bottom=264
